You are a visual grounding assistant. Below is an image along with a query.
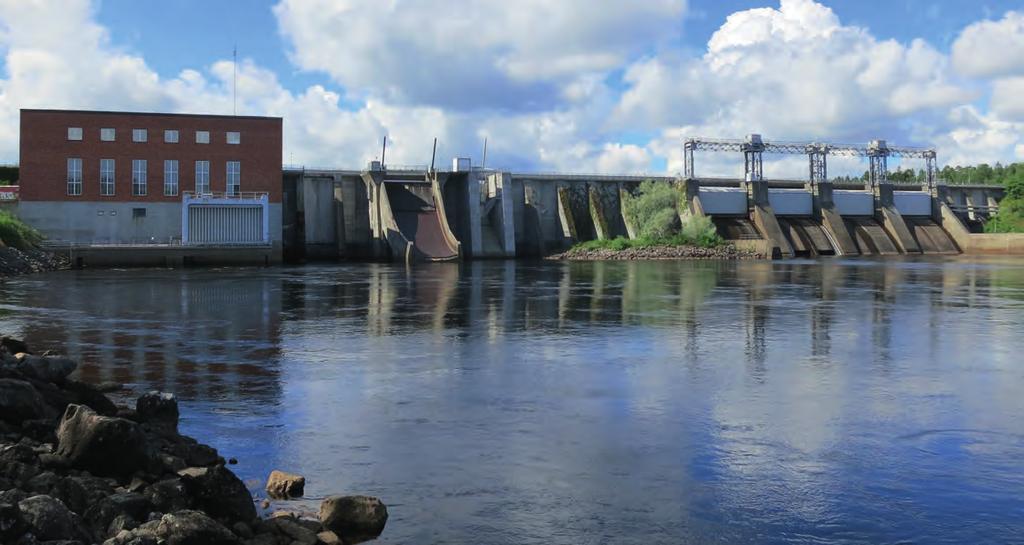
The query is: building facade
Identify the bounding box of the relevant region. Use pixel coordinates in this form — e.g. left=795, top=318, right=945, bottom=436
left=18, top=109, right=282, bottom=249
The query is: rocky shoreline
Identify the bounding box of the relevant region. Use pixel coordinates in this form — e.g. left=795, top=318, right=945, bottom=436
left=547, top=243, right=764, bottom=261
left=0, top=247, right=69, bottom=279
left=0, top=336, right=387, bottom=545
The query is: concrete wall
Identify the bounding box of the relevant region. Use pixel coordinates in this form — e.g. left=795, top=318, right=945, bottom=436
left=299, top=176, right=337, bottom=246
left=17, top=200, right=282, bottom=246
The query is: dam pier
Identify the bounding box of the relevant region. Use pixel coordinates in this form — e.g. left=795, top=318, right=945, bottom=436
left=284, top=135, right=1012, bottom=263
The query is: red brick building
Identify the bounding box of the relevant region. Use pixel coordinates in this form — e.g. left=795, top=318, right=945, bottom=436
left=17, top=109, right=282, bottom=247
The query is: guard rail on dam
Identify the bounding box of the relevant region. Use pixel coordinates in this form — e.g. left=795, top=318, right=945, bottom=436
left=282, top=165, right=1009, bottom=262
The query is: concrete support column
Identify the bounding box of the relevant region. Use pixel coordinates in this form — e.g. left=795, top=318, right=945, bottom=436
left=812, top=181, right=858, bottom=256
left=747, top=180, right=794, bottom=258
left=467, top=172, right=483, bottom=257
left=875, top=183, right=921, bottom=254
left=683, top=178, right=706, bottom=217
left=493, top=172, right=517, bottom=257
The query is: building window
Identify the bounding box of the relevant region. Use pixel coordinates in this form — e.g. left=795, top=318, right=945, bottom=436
left=132, top=159, right=147, bottom=196
left=100, top=159, right=115, bottom=196
left=164, top=129, right=178, bottom=143
left=195, top=160, right=210, bottom=194
left=226, top=161, right=240, bottom=195
left=164, top=160, right=179, bottom=196
left=67, top=158, right=82, bottom=196
left=226, top=131, right=241, bottom=145
left=100, top=128, right=116, bottom=142
left=132, top=208, right=147, bottom=219
left=67, top=127, right=83, bottom=141
left=132, top=129, right=147, bottom=142
left=195, top=130, right=210, bottom=144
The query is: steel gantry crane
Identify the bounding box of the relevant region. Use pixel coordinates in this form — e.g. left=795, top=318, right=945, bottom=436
left=683, top=134, right=939, bottom=188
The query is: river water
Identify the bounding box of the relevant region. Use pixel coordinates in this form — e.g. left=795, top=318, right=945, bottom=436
left=2, top=258, right=1023, bottom=544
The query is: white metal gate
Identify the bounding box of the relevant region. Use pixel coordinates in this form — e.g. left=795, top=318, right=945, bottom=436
left=182, top=193, right=269, bottom=245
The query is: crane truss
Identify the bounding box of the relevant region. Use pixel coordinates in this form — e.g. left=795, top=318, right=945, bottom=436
left=683, top=136, right=938, bottom=188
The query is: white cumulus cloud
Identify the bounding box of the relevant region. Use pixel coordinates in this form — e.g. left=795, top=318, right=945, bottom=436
left=951, top=11, right=1024, bottom=78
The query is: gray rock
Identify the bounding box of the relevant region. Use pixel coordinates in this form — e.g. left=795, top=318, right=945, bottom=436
left=318, top=495, right=388, bottom=539
left=0, top=501, right=28, bottom=541
left=18, top=495, right=78, bottom=541
left=270, top=516, right=317, bottom=545
left=231, top=521, right=254, bottom=539
left=0, top=336, right=29, bottom=356
left=0, top=488, right=29, bottom=505
left=0, top=379, right=49, bottom=424
left=25, top=471, right=60, bottom=495
left=264, top=470, right=305, bottom=500
left=14, top=354, right=77, bottom=384
left=178, top=465, right=257, bottom=523
left=153, top=510, right=239, bottom=545
left=316, top=530, right=342, bottom=545
left=55, top=405, right=151, bottom=478
left=51, top=475, right=114, bottom=514
left=135, top=392, right=178, bottom=432
left=145, top=478, right=192, bottom=513
left=84, top=492, right=152, bottom=534
left=107, top=514, right=140, bottom=538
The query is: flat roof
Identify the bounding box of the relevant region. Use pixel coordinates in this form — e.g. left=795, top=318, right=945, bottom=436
left=20, top=108, right=281, bottom=121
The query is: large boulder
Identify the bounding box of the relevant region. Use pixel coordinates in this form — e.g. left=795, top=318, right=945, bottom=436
left=136, top=392, right=179, bottom=432
left=14, top=353, right=77, bottom=384
left=0, top=379, right=49, bottom=424
left=178, top=465, right=256, bottom=523
left=265, top=470, right=305, bottom=500
left=318, top=495, right=388, bottom=539
left=154, top=510, right=239, bottom=545
left=56, top=404, right=151, bottom=478
left=18, top=494, right=80, bottom=541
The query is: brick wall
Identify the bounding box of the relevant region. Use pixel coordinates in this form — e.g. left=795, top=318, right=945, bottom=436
left=19, top=109, right=283, bottom=203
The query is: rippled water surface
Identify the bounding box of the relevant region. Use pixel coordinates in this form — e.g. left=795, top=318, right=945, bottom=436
left=2, top=258, right=1024, bottom=544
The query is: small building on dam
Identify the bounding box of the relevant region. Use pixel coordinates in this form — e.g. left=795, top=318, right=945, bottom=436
left=10, top=109, right=1020, bottom=265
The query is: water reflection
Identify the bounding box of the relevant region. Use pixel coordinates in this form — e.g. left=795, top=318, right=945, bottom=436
left=1, top=258, right=1023, bottom=544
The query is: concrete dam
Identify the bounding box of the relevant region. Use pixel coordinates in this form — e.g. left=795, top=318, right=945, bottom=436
left=283, top=166, right=1002, bottom=262
left=282, top=134, right=1010, bottom=262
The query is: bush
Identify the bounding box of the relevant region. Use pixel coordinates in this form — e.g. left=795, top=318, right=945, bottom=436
left=614, top=180, right=722, bottom=249
left=984, top=198, right=1024, bottom=234
left=0, top=210, right=43, bottom=250
left=680, top=212, right=720, bottom=247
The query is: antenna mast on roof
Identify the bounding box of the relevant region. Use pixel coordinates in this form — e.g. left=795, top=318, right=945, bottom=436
left=232, top=45, right=237, bottom=116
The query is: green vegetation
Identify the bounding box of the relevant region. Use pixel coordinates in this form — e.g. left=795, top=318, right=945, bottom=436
left=573, top=180, right=722, bottom=251
left=0, top=210, right=42, bottom=250
left=984, top=177, right=1024, bottom=234
left=0, top=165, right=18, bottom=185
left=829, top=161, right=1024, bottom=187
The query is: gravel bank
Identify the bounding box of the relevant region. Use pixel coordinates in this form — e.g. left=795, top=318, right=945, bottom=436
left=548, top=244, right=765, bottom=261
left=0, top=247, right=69, bottom=278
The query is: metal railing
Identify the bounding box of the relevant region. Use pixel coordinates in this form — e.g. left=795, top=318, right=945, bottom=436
left=182, top=191, right=268, bottom=200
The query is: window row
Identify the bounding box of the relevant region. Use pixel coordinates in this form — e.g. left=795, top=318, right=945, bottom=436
left=66, top=159, right=241, bottom=197
left=67, top=127, right=241, bottom=145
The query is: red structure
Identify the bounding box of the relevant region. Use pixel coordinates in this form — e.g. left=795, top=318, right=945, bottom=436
left=20, top=109, right=282, bottom=202
left=16, top=109, right=283, bottom=250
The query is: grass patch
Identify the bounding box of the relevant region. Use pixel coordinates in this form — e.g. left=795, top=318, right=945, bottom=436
left=572, top=180, right=723, bottom=252
left=0, top=210, right=43, bottom=250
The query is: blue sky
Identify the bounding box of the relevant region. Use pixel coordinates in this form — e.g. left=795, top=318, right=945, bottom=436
left=2, top=0, right=1023, bottom=176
